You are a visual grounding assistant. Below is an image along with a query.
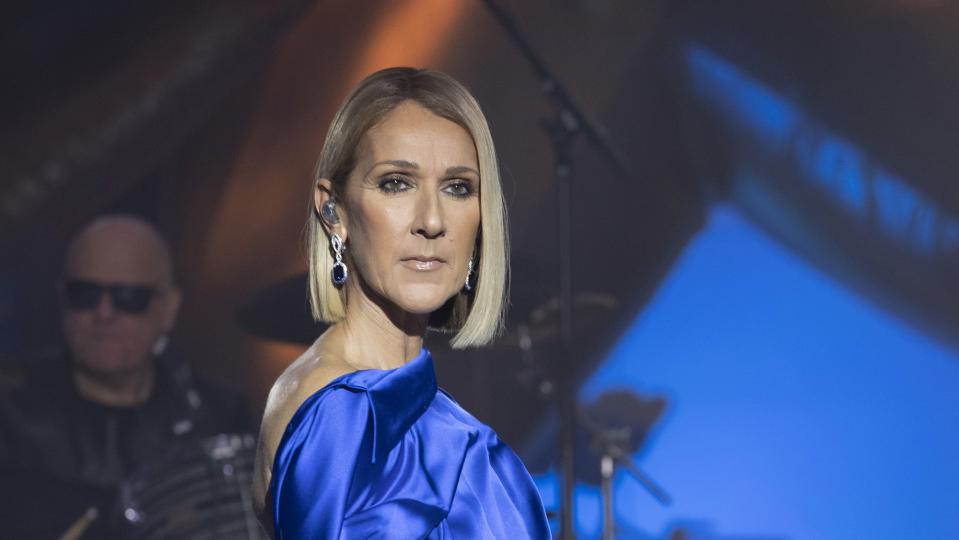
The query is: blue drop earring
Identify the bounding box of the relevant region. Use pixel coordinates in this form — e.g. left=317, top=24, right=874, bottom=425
left=331, top=234, right=348, bottom=286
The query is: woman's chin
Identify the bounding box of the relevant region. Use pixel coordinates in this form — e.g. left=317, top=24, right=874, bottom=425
left=390, top=285, right=458, bottom=315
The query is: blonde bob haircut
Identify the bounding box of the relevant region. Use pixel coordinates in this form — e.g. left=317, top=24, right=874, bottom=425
left=307, top=67, right=508, bottom=349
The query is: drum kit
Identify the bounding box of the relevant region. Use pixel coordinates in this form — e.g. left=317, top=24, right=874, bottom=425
left=45, top=434, right=266, bottom=540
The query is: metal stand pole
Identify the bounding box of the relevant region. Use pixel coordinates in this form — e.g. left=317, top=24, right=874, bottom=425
left=550, top=117, right=577, bottom=539
left=600, top=455, right=615, bottom=540
left=479, top=2, right=633, bottom=537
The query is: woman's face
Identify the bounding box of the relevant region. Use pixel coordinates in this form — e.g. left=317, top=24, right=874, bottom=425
left=332, top=100, right=481, bottom=317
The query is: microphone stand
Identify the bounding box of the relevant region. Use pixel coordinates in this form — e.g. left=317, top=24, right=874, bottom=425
left=479, top=2, right=632, bottom=538
left=581, top=414, right=672, bottom=540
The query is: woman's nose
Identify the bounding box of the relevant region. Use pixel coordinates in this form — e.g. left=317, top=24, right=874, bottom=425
left=413, top=190, right=446, bottom=239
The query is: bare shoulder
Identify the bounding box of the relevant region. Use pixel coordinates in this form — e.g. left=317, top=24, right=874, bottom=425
left=252, top=341, right=355, bottom=519
left=262, top=349, right=354, bottom=439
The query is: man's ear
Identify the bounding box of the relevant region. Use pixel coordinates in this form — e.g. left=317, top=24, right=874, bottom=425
left=160, top=287, right=182, bottom=333
left=315, top=179, right=347, bottom=241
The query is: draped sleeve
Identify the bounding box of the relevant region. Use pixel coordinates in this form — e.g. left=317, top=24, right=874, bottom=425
left=270, top=386, right=372, bottom=539
left=267, top=350, right=550, bottom=539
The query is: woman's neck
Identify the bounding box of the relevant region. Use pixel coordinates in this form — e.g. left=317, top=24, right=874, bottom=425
left=333, top=286, right=428, bottom=371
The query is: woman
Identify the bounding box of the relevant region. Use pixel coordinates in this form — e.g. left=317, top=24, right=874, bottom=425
left=253, top=67, right=551, bottom=539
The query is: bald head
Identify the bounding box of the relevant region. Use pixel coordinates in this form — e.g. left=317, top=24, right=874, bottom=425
left=64, top=215, right=175, bottom=287
left=60, top=215, right=182, bottom=402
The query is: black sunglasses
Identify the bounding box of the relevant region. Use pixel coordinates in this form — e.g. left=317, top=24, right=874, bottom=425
left=62, top=280, right=158, bottom=315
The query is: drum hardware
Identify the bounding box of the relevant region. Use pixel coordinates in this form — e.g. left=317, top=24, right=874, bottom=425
left=578, top=391, right=672, bottom=540
left=121, top=433, right=266, bottom=540
left=500, top=291, right=617, bottom=401
left=236, top=273, right=328, bottom=345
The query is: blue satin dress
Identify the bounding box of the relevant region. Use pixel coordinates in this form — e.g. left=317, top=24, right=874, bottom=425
left=270, top=349, right=551, bottom=539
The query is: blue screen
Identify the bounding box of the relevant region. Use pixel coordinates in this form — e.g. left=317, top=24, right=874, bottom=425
left=536, top=204, right=959, bottom=539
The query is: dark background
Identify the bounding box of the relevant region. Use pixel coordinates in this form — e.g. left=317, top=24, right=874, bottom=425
left=2, top=3, right=959, bottom=536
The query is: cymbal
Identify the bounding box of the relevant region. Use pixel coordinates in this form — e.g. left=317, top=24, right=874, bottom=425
left=236, top=270, right=617, bottom=349
left=524, top=390, right=667, bottom=485
left=492, top=291, right=617, bottom=350
left=236, top=273, right=327, bottom=344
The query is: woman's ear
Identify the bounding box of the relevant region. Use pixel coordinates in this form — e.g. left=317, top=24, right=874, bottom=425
left=315, top=179, right=347, bottom=241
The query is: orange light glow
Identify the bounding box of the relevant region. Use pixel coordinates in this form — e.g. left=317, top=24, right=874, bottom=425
left=349, top=0, right=470, bottom=84
left=250, top=339, right=315, bottom=400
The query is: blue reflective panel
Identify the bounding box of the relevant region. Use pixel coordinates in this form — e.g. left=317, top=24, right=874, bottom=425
left=536, top=204, right=959, bottom=539
left=802, top=136, right=868, bottom=219
left=685, top=47, right=798, bottom=148
left=684, top=44, right=959, bottom=258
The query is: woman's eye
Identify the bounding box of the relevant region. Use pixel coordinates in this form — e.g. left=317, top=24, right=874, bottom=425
left=378, top=176, right=411, bottom=194
left=444, top=181, right=474, bottom=199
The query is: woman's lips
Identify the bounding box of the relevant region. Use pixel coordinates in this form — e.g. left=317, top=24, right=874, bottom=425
left=400, top=257, right=445, bottom=271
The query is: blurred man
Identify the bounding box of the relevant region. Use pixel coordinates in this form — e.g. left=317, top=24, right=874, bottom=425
left=0, top=215, right=251, bottom=538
